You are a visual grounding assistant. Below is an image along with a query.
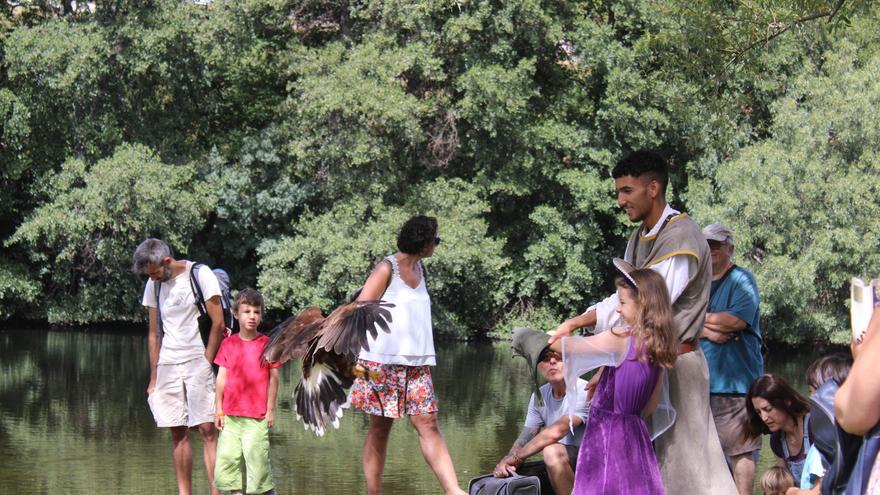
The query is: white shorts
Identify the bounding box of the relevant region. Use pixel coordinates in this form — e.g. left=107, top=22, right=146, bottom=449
left=148, top=357, right=216, bottom=428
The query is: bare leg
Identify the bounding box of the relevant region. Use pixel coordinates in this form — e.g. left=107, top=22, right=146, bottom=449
left=543, top=443, right=575, bottom=495
left=171, top=426, right=193, bottom=495
left=730, top=452, right=757, bottom=495
left=197, top=422, right=221, bottom=495
left=363, top=415, right=394, bottom=495
left=409, top=413, right=467, bottom=495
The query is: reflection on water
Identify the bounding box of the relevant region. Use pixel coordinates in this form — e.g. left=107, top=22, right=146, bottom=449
left=0, top=329, right=829, bottom=494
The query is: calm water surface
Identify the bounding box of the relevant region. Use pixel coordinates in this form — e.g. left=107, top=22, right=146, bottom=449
left=0, top=328, right=828, bottom=494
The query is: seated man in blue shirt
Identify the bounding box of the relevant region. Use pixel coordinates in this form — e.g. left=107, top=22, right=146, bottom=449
left=700, top=223, right=764, bottom=495
left=493, top=328, right=590, bottom=495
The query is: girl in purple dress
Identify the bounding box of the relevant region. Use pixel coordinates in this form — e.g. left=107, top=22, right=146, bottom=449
left=558, top=265, right=678, bottom=495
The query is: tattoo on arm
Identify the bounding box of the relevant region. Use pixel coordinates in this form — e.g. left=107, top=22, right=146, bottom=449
left=508, top=427, right=540, bottom=456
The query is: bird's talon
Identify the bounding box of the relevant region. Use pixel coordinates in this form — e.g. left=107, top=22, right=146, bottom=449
left=353, top=364, right=367, bottom=378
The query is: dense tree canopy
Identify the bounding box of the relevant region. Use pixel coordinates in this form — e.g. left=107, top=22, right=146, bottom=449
left=0, top=0, right=872, bottom=342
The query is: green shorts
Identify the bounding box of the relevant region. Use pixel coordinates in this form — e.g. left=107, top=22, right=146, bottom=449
left=214, top=416, right=274, bottom=494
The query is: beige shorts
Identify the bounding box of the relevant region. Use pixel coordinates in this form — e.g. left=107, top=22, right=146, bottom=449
left=148, top=357, right=216, bottom=428
left=710, top=394, right=762, bottom=457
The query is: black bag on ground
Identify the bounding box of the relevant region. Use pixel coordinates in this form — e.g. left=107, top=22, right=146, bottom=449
left=468, top=460, right=553, bottom=495
left=468, top=474, right=540, bottom=495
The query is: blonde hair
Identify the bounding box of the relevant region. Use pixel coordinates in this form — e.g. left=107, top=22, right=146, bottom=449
left=614, top=268, right=677, bottom=368
left=760, top=466, right=795, bottom=495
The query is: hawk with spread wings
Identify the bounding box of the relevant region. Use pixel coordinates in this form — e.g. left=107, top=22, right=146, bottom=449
left=263, top=300, right=394, bottom=436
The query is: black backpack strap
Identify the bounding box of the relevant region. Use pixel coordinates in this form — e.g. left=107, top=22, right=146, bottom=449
left=155, top=280, right=164, bottom=341
left=189, top=262, right=208, bottom=317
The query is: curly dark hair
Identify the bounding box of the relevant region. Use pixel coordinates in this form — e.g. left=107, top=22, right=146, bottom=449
left=744, top=374, right=810, bottom=439
left=611, top=150, right=669, bottom=194
left=397, top=215, right=438, bottom=254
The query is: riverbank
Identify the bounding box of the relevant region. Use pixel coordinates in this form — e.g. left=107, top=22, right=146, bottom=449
left=0, top=326, right=839, bottom=494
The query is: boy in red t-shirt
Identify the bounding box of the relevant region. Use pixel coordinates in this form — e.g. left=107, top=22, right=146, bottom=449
left=213, top=288, right=281, bottom=495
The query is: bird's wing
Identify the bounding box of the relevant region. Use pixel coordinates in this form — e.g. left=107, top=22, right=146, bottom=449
left=263, top=306, right=325, bottom=363
left=293, top=349, right=355, bottom=437
left=315, top=300, right=394, bottom=356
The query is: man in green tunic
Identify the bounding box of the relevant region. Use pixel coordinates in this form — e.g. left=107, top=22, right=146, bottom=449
left=549, top=150, right=737, bottom=494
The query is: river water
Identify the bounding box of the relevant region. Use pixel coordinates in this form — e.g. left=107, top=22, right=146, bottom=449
left=0, top=328, right=828, bottom=494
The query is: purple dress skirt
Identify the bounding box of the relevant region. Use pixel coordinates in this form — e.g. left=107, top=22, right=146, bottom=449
left=573, top=339, right=664, bottom=495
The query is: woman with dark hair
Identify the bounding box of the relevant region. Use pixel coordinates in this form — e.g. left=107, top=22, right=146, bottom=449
left=746, top=374, right=812, bottom=483
left=348, top=215, right=466, bottom=495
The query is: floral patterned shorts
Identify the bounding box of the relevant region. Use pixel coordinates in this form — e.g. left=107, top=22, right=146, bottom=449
left=349, top=359, right=438, bottom=418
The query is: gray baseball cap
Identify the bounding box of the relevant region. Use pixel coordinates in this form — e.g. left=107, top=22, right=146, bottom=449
left=703, top=223, right=734, bottom=244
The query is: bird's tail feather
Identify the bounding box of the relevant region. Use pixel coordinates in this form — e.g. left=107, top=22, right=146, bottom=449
left=293, top=361, right=354, bottom=436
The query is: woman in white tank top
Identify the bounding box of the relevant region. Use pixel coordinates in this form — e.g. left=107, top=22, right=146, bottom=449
left=349, top=215, right=467, bottom=495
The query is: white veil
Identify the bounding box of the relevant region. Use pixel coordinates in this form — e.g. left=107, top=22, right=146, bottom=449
left=561, top=331, right=676, bottom=440
left=561, top=331, right=627, bottom=433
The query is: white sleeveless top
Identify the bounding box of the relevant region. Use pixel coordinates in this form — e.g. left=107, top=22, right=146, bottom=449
left=358, top=255, right=436, bottom=366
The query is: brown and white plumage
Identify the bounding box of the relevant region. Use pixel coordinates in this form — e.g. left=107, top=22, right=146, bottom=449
left=263, top=300, right=393, bottom=436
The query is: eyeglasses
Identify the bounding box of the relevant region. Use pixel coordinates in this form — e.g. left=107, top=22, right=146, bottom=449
left=434, top=236, right=442, bottom=246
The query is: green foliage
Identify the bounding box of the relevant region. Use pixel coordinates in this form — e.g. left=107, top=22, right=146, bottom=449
left=0, top=0, right=876, bottom=346
left=0, top=259, right=39, bottom=319
left=202, top=126, right=315, bottom=283
left=4, top=18, right=118, bottom=164
left=282, top=33, right=440, bottom=199
left=0, top=88, right=31, bottom=180
left=688, top=27, right=880, bottom=343
left=258, top=179, right=507, bottom=337
left=7, top=144, right=216, bottom=323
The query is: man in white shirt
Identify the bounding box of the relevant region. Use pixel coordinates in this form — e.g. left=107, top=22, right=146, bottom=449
left=132, top=238, right=225, bottom=495
left=493, top=328, right=590, bottom=495
left=549, top=150, right=737, bottom=494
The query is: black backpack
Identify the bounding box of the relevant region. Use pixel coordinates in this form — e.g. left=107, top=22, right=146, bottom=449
left=198, top=266, right=236, bottom=335
left=841, top=423, right=880, bottom=495
left=155, top=262, right=235, bottom=347
left=813, top=376, right=880, bottom=495
left=810, top=379, right=864, bottom=494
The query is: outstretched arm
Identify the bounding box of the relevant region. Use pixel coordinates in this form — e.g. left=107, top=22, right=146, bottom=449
left=493, top=426, right=539, bottom=477
left=549, top=325, right=629, bottom=355
left=495, top=416, right=584, bottom=476
left=548, top=310, right=598, bottom=345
